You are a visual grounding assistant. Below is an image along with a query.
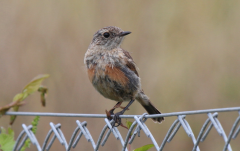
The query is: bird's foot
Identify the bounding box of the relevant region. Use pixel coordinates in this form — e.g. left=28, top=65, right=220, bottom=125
left=106, top=106, right=128, bottom=120
left=106, top=109, right=123, bottom=127
left=111, top=111, right=124, bottom=127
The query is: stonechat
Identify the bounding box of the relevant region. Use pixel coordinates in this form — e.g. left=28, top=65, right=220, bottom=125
left=84, top=26, right=164, bottom=126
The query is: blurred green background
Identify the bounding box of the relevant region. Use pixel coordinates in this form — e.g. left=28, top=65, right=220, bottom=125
left=0, top=0, right=240, bottom=150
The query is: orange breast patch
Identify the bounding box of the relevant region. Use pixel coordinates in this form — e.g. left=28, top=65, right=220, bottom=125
left=105, top=66, right=128, bottom=86
left=87, top=67, right=95, bottom=82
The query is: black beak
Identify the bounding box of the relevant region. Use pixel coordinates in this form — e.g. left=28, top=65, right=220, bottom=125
left=118, top=31, right=131, bottom=37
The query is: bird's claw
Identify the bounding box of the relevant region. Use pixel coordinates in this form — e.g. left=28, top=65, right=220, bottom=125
left=105, top=109, right=123, bottom=127
left=111, top=111, right=123, bottom=127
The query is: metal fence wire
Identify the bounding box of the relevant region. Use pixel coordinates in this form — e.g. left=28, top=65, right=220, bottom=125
left=5, top=107, right=240, bottom=151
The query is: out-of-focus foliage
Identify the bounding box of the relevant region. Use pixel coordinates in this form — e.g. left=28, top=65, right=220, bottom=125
left=0, top=74, right=49, bottom=125
left=38, top=87, right=48, bottom=107
left=0, top=1, right=240, bottom=150
left=0, top=127, right=15, bottom=151
left=133, top=144, right=154, bottom=151
left=0, top=116, right=40, bottom=151
left=126, top=120, right=136, bottom=136
left=10, top=74, right=49, bottom=125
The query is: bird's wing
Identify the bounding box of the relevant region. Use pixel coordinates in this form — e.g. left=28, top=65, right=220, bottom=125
left=122, top=49, right=139, bottom=77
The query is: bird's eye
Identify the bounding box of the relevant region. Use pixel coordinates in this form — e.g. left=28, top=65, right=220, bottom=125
left=103, top=32, right=110, bottom=38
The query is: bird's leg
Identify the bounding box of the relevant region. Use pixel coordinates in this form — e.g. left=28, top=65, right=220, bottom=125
left=106, top=101, right=131, bottom=122
left=112, top=99, right=135, bottom=127
left=109, top=102, right=122, bottom=115
left=106, top=102, right=122, bottom=121
left=109, top=102, right=130, bottom=112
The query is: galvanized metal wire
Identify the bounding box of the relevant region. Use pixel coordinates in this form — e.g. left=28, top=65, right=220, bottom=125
left=5, top=106, right=240, bottom=151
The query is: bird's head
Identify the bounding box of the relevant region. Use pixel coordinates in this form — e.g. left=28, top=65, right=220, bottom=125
left=91, top=26, right=131, bottom=50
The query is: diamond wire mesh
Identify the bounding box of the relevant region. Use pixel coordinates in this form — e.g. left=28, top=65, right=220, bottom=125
left=5, top=107, right=240, bottom=151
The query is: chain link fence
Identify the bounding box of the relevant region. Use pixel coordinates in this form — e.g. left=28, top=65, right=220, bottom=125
left=5, top=107, right=240, bottom=151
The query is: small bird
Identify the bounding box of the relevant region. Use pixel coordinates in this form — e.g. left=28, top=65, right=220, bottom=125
left=84, top=26, right=164, bottom=126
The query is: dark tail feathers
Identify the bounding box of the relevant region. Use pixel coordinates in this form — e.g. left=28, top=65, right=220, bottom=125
left=136, top=91, right=164, bottom=123
left=141, top=101, right=164, bottom=123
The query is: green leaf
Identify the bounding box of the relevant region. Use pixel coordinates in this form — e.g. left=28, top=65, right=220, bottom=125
left=133, top=144, right=154, bottom=151
left=10, top=93, right=23, bottom=124
left=22, top=74, right=49, bottom=98
left=126, top=120, right=133, bottom=129
left=9, top=115, right=17, bottom=125
left=8, top=74, right=49, bottom=125
left=20, top=139, right=30, bottom=151
left=0, top=127, right=15, bottom=151
left=11, top=93, right=24, bottom=120
left=7, top=127, right=14, bottom=137
left=12, top=93, right=24, bottom=102
left=9, top=93, right=24, bottom=123
left=31, top=116, right=40, bottom=133
left=126, top=120, right=136, bottom=136
left=38, top=87, right=48, bottom=106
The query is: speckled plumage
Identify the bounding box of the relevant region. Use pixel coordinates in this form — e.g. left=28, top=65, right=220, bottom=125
left=84, top=26, right=164, bottom=123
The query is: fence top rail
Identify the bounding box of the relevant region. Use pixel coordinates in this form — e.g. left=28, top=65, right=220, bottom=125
left=5, top=106, right=240, bottom=118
